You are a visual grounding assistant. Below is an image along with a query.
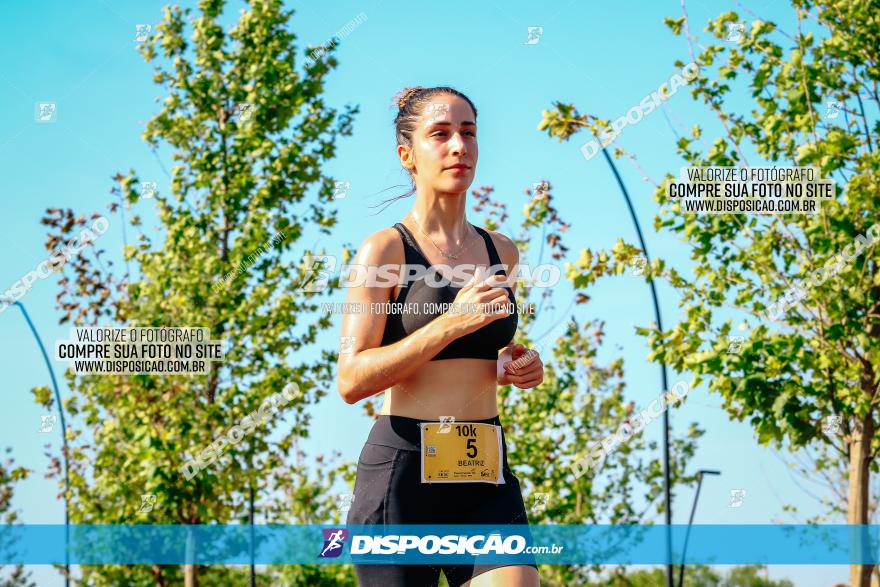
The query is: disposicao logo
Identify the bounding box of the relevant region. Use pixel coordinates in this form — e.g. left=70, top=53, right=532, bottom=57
left=319, top=528, right=348, bottom=558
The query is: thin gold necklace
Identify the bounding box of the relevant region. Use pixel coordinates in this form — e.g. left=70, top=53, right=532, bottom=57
left=407, top=213, right=476, bottom=260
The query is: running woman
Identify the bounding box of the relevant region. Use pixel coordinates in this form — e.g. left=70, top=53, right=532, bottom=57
left=337, top=86, right=544, bottom=586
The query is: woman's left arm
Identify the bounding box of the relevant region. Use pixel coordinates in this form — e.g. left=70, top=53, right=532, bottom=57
left=490, top=230, right=544, bottom=389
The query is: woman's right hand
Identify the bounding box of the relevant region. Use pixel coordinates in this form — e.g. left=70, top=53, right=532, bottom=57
left=439, top=272, right=513, bottom=339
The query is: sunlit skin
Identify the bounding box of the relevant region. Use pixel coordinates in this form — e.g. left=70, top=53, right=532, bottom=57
left=336, top=93, right=543, bottom=586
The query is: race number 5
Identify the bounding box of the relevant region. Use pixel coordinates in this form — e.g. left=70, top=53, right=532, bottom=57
left=457, top=424, right=478, bottom=458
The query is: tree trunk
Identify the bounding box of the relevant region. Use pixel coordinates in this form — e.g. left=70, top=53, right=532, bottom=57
left=151, top=564, right=167, bottom=587
left=184, top=517, right=199, bottom=587
left=848, top=414, right=874, bottom=587
left=183, top=565, right=199, bottom=587
left=184, top=564, right=197, bottom=587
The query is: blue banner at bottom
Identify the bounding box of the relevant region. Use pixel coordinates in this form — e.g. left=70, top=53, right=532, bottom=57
left=2, top=524, right=880, bottom=565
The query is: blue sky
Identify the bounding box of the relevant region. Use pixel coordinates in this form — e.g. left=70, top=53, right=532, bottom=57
left=0, top=0, right=850, bottom=584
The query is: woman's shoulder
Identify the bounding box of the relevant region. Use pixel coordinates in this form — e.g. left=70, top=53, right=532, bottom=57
left=352, top=225, right=406, bottom=265
left=475, top=225, right=519, bottom=266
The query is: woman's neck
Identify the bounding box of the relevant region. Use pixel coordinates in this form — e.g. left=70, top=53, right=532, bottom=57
left=408, top=189, right=470, bottom=240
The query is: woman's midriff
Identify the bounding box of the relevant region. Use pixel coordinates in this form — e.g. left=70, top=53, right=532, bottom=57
left=378, top=357, right=500, bottom=420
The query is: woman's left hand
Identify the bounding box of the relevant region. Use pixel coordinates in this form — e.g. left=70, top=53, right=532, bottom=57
left=497, top=343, right=544, bottom=389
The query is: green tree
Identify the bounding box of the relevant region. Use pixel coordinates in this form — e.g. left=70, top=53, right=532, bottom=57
left=37, top=0, right=356, bottom=584
left=722, top=564, right=795, bottom=587
left=539, top=0, right=879, bottom=585
left=0, top=450, right=33, bottom=587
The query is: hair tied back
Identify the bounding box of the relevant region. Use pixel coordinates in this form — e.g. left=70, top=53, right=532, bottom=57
left=395, top=86, right=426, bottom=111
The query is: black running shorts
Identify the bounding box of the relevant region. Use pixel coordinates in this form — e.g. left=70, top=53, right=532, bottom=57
left=346, top=414, right=538, bottom=586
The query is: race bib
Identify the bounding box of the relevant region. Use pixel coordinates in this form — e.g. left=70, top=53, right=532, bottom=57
left=419, top=422, right=504, bottom=484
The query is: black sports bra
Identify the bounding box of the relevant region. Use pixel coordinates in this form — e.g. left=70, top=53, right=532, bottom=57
left=380, top=222, right=518, bottom=361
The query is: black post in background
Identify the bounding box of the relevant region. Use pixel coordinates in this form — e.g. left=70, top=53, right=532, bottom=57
left=249, top=483, right=256, bottom=587
left=596, top=145, right=674, bottom=587
left=678, top=469, right=720, bottom=587
left=5, top=299, right=71, bottom=587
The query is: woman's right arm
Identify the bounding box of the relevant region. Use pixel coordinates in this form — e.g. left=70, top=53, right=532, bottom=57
left=335, top=229, right=511, bottom=404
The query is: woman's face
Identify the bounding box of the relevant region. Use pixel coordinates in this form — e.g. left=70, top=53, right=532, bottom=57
left=399, top=94, right=477, bottom=195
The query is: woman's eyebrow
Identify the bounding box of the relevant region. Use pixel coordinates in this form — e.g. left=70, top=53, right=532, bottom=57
left=426, top=120, right=476, bottom=127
